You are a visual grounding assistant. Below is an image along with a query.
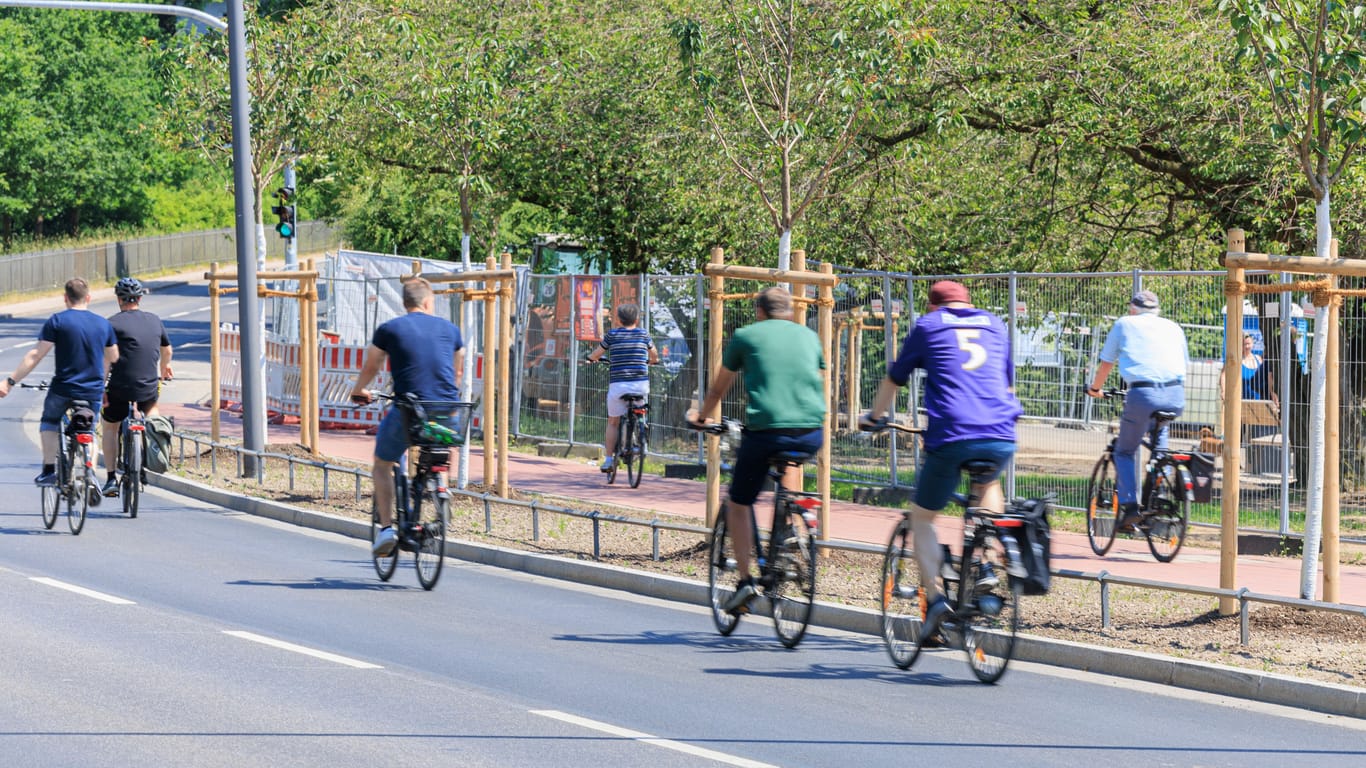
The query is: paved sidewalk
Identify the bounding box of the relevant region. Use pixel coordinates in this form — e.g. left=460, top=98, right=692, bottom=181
left=159, top=389, right=1366, bottom=607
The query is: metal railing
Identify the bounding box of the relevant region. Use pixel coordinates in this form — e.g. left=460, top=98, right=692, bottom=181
left=168, top=428, right=1366, bottom=644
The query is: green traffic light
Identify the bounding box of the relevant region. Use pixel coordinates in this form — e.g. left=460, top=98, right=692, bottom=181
left=277, top=221, right=295, bottom=238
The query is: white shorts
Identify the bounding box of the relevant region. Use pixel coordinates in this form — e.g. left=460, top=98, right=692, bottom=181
left=606, top=381, right=650, bottom=417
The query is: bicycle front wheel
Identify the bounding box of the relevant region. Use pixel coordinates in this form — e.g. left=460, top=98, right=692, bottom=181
left=1085, top=455, right=1119, bottom=556
left=68, top=444, right=90, bottom=535
left=707, top=513, right=742, bottom=636
left=122, top=430, right=142, bottom=518
left=626, top=416, right=646, bottom=488
left=41, top=484, right=59, bottom=529
left=370, top=471, right=401, bottom=581
left=770, top=502, right=818, bottom=648
left=414, top=487, right=449, bottom=590
left=880, top=516, right=925, bottom=669
left=961, top=532, right=1021, bottom=684
left=1145, top=464, right=1190, bottom=563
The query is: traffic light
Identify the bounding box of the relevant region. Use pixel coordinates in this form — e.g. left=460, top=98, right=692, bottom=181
left=271, top=187, right=296, bottom=239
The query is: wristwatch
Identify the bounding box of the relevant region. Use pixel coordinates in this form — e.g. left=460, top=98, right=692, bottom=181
left=5, top=376, right=15, bottom=387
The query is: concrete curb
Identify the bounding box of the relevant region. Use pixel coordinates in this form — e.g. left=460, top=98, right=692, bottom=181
left=148, top=471, right=1365, bottom=720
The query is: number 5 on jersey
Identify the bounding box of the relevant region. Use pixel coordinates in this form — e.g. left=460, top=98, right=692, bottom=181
left=955, top=329, right=988, bottom=371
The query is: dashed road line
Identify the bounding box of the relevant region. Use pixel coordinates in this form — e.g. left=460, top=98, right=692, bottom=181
left=531, top=709, right=779, bottom=768
left=222, top=630, right=383, bottom=669
left=30, top=577, right=136, bottom=605
left=4, top=341, right=36, bottom=351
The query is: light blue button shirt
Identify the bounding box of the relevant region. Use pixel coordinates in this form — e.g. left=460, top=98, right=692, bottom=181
left=1099, top=312, right=1188, bottom=384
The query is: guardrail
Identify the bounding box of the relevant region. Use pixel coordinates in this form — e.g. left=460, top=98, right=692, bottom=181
left=169, top=429, right=1366, bottom=645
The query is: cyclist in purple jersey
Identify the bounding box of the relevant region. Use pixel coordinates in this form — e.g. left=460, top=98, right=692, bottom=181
left=861, top=280, right=1022, bottom=640
left=585, top=303, right=658, bottom=472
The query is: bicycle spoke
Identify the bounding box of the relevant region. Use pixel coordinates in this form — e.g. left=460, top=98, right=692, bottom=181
left=961, top=534, right=1019, bottom=684
left=881, top=519, right=925, bottom=669
left=770, top=504, right=817, bottom=648
left=707, top=515, right=742, bottom=636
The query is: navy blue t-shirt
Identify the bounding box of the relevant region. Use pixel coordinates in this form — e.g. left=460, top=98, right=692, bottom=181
left=39, top=308, right=117, bottom=401
left=887, top=306, right=1022, bottom=450
left=371, top=312, right=463, bottom=402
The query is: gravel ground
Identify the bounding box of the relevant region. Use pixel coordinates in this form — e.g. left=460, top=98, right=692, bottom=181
left=171, top=442, right=1366, bottom=690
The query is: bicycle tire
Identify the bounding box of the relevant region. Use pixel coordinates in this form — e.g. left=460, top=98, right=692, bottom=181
left=122, top=428, right=141, bottom=519
left=880, top=516, right=925, bottom=669
left=1145, top=463, right=1190, bottom=563
left=770, top=501, right=818, bottom=648
left=626, top=415, right=646, bottom=488
left=1085, top=455, right=1119, bottom=556
left=370, top=470, right=401, bottom=581
left=960, top=531, right=1021, bottom=684
left=68, top=444, right=89, bottom=536
left=707, top=514, right=742, bottom=635
left=605, top=420, right=621, bottom=485
left=41, top=484, right=59, bottom=529
left=414, top=483, right=448, bottom=590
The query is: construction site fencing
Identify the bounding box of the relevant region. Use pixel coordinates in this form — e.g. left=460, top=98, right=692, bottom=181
left=510, top=267, right=1366, bottom=542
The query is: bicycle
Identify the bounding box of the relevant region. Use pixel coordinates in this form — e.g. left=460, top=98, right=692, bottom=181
left=21, top=381, right=101, bottom=535
left=862, top=418, right=1030, bottom=683
left=108, top=398, right=149, bottom=518
left=580, top=358, right=650, bottom=488
left=687, top=417, right=821, bottom=648
left=366, top=392, right=476, bottom=590
left=1085, top=388, right=1192, bottom=562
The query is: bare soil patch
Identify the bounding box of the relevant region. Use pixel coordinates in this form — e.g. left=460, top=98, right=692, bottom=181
left=171, top=442, right=1366, bottom=690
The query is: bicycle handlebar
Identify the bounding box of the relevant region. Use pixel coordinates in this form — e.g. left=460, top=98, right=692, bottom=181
left=685, top=417, right=742, bottom=436
left=857, top=415, right=923, bottom=434
left=19, top=381, right=49, bottom=391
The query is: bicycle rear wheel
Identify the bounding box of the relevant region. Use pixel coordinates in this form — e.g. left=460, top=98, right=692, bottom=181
left=880, top=516, right=925, bottom=669
left=707, top=513, right=742, bottom=635
left=414, top=485, right=449, bottom=590
left=1144, top=464, right=1189, bottom=563
left=605, top=421, right=621, bottom=485
left=626, top=416, right=646, bottom=488
left=370, top=470, right=401, bottom=581
left=770, top=502, right=818, bottom=648
left=1085, top=455, right=1119, bottom=555
left=121, top=429, right=141, bottom=518
left=960, top=532, right=1020, bottom=684
left=67, top=445, right=90, bottom=535
left=41, top=485, right=59, bottom=529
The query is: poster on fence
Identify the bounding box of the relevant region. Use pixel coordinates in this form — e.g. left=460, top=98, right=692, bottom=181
left=575, top=276, right=604, bottom=342
left=610, top=276, right=640, bottom=328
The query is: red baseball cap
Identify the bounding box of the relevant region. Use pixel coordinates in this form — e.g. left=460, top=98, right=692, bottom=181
left=928, top=280, right=971, bottom=306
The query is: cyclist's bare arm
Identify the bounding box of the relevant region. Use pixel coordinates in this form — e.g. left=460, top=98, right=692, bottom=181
left=0, top=341, right=55, bottom=398
left=349, top=344, right=388, bottom=403
left=104, top=343, right=119, bottom=379
left=453, top=347, right=465, bottom=386
left=1086, top=360, right=1116, bottom=396
left=691, top=366, right=738, bottom=425
left=160, top=343, right=174, bottom=381
left=585, top=343, right=605, bottom=363
left=647, top=345, right=660, bottom=365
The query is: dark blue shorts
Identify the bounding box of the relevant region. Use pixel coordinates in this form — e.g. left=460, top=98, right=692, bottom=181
left=913, top=439, right=1016, bottom=511
left=40, top=392, right=100, bottom=433
left=728, top=428, right=824, bottom=506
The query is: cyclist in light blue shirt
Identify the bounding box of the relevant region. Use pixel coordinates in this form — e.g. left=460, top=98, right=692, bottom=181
left=1087, top=290, right=1189, bottom=531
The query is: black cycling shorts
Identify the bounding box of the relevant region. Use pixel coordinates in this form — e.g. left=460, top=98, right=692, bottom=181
left=102, top=394, right=158, bottom=424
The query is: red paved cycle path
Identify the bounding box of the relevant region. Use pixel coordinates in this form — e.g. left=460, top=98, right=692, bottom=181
left=162, top=399, right=1366, bottom=607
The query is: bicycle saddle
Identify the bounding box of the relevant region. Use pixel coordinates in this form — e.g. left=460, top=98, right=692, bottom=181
left=960, top=459, right=999, bottom=478
left=771, top=450, right=815, bottom=465
left=1152, top=410, right=1178, bottom=424
left=68, top=399, right=92, bottom=409
left=618, top=394, right=648, bottom=403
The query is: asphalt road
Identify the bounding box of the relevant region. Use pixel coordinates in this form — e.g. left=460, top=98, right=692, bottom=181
left=1, top=282, right=1364, bottom=767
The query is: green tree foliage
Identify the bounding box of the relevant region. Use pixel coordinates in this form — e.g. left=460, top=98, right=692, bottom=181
left=0, top=11, right=167, bottom=248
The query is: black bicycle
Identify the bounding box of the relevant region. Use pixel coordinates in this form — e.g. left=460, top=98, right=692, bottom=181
left=688, top=418, right=821, bottom=648
left=21, top=381, right=100, bottom=535
left=1085, top=389, right=1192, bottom=562
left=606, top=393, right=648, bottom=488
left=367, top=393, right=475, bottom=590
left=863, top=418, right=1030, bottom=683
left=110, top=399, right=148, bottom=518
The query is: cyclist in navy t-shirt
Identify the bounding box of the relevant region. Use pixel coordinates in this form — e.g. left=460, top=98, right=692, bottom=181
left=350, top=278, right=464, bottom=558
left=0, top=278, right=119, bottom=487
left=861, top=280, right=1022, bottom=640
left=585, top=303, right=658, bottom=472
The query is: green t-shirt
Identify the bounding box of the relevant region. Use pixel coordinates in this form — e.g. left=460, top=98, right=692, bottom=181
left=722, top=318, right=827, bottom=430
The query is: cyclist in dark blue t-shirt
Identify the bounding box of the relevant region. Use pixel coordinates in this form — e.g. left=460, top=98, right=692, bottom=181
left=861, top=280, right=1022, bottom=640
left=585, top=303, right=658, bottom=472
left=349, top=277, right=464, bottom=558
left=0, top=278, right=119, bottom=487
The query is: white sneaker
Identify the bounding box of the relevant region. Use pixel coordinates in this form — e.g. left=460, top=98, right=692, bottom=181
left=372, top=526, right=398, bottom=558
left=600, top=457, right=615, bottom=472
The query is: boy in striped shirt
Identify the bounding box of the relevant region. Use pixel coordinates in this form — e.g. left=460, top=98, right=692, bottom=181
left=586, top=303, right=659, bottom=472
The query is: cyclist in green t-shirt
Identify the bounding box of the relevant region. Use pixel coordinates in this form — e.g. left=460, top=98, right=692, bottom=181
left=689, top=286, right=826, bottom=613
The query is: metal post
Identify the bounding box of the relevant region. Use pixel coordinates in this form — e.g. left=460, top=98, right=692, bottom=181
left=695, top=274, right=707, bottom=464
left=459, top=237, right=474, bottom=488
left=1279, top=271, right=1292, bottom=536
left=567, top=276, right=579, bottom=446
left=1006, top=272, right=1019, bottom=499
left=883, top=274, right=898, bottom=487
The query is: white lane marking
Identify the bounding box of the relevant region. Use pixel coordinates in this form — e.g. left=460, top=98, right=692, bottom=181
left=222, top=630, right=383, bottom=669
left=5, top=341, right=37, bottom=351
left=30, top=577, right=136, bottom=605
left=166, top=309, right=199, bottom=319
left=531, top=710, right=779, bottom=768
left=178, top=342, right=209, bottom=349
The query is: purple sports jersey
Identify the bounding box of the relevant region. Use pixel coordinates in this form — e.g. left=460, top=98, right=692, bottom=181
left=886, top=307, right=1022, bottom=450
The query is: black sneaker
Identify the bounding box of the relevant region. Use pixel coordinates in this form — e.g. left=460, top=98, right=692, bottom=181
left=974, top=562, right=1000, bottom=594
left=722, top=578, right=759, bottom=614
left=1117, top=502, right=1143, bottom=533
left=101, top=476, right=120, bottom=498
left=34, top=470, right=57, bottom=487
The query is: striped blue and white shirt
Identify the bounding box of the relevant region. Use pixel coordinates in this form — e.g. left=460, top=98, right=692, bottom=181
left=600, top=327, right=654, bottom=383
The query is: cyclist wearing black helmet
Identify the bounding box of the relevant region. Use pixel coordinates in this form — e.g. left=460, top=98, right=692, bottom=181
left=100, top=277, right=173, bottom=497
